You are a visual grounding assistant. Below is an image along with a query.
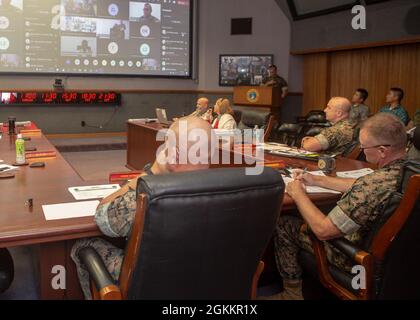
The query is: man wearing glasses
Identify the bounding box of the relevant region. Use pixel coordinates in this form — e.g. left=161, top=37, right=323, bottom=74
left=266, top=113, right=407, bottom=300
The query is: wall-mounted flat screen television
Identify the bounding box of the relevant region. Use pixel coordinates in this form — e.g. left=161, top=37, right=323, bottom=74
left=219, top=54, right=273, bottom=87
left=0, top=0, right=193, bottom=78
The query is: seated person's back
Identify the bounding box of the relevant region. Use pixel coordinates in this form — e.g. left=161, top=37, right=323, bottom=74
left=71, top=117, right=216, bottom=299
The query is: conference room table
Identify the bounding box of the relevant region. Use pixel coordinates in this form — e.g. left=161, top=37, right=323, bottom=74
left=127, top=121, right=376, bottom=211
left=0, top=121, right=374, bottom=300
left=0, top=123, right=102, bottom=299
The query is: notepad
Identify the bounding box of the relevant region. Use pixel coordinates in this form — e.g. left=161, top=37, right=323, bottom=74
left=42, top=201, right=100, bottom=221
left=68, top=184, right=120, bottom=200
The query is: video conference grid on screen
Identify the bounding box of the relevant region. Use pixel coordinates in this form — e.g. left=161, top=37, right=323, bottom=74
left=0, top=0, right=191, bottom=76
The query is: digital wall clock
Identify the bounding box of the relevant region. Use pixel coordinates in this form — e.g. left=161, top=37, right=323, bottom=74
left=0, top=92, right=121, bottom=105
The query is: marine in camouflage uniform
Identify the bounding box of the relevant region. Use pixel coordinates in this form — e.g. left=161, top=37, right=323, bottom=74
left=349, top=104, right=370, bottom=125
left=262, top=74, right=288, bottom=89
left=274, top=159, right=405, bottom=280
left=70, top=182, right=140, bottom=299
left=314, top=120, right=355, bottom=155
left=414, top=109, right=420, bottom=127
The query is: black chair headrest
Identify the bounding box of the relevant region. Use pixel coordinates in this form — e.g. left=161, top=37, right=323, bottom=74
left=305, top=126, right=324, bottom=137
left=137, top=167, right=283, bottom=200
left=277, top=123, right=303, bottom=134
left=236, top=109, right=270, bottom=129
left=306, top=113, right=327, bottom=123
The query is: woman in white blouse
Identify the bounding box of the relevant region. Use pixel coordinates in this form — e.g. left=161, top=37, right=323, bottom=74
left=212, top=98, right=237, bottom=130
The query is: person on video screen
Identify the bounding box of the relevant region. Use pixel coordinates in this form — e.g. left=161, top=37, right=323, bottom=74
left=77, top=40, right=92, bottom=56
left=0, top=0, right=22, bottom=13
left=110, top=21, right=126, bottom=40
left=139, top=3, right=160, bottom=23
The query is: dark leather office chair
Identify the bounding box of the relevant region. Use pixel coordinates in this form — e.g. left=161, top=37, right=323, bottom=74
left=0, top=248, right=14, bottom=293
left=300, top=160, right=420, bottom=300
left=79, top=167, right=285, bottom=300
left=304, top=126, right=324, bottom=137
left=297, top=110, right=325, bottom=123
left=233, top=106, right=275, bottom=142
left=342, top=127, right=363, bottom=160
left=270, top=123, right=303, bottom=147
left=407, top=126, right=420, bottom=160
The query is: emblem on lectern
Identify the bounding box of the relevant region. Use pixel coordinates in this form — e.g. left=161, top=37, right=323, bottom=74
left=246, top=89, right=260, bottom=103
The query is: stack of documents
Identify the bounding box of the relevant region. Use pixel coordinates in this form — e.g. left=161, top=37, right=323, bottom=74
left=68, top=184, right=121, bottom=200
left=282, top=170, right=341, bottom=194
left=270, top=148, right=320, bottom=160
left=263, top=142, right=289, bottom=152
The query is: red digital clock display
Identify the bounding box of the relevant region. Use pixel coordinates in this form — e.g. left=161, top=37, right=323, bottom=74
left=0, top=92, right=121, bottom=105
left=21, top=93, right=38, bottom=103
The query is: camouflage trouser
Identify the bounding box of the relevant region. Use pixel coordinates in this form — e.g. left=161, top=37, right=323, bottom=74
left=70, top=238, right=124, bottom=300
left=274, top=215, right=352, bottom=281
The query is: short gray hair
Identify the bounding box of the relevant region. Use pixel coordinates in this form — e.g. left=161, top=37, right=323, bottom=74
left=361, top=113, right=407, bottom=150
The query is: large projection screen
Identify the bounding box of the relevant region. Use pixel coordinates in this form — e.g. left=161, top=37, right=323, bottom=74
left=0, top=0, right=192, bottom=77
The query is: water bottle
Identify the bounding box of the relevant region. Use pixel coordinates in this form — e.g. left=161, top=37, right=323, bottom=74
left=253, top=125, right=263, bottom=146
left=15, top=134, right=26, bottom=164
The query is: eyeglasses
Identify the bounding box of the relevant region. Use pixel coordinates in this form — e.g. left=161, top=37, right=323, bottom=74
left=360, top=144, right=391, bottom=151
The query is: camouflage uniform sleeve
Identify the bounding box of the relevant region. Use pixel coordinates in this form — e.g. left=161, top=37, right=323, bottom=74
left=414, top=109, right=420, bottom=127
left=94, top=187, right=137, bottom=238
left=279, top=77, right=288, bottom=89
left=314, top=126, right=336, bottom=151
left=327, top=174, right=380, bottom=235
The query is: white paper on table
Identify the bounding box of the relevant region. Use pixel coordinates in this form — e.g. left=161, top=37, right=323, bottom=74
left=68, top=184, right=120, bottom=200
left=291, top=170, right=326, bottom=177
left=213, top=129, right=239, bottom=137
left=0, top=164, right=19, bottom=172
left=42, top=200, right=100, bottom=221
left=263, top=143, right=289, bottom=152
left=336, top=168, right=374, bottom=179
left=282, top=176, right=341, bottom=194
left=128, top=118, right=158, bottom=123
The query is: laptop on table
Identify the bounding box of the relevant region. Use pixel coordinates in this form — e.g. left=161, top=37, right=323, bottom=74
left=156, top=108, right=173, bottom=127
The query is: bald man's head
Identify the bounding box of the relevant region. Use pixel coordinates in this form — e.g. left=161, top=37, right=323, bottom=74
left=324, top=97, right=351, bottom=123
left=196, top=97, right=209, bottom=114
left=156, top=116, right=215, bottom=173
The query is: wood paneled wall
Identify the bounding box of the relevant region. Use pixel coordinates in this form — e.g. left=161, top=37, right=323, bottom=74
left=302, top=43, right=420, bottom=118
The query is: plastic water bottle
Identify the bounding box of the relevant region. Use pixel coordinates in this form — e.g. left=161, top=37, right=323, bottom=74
left=15, top=134, right=26, bottom=164
left=254, top=125, right=263, bottom=146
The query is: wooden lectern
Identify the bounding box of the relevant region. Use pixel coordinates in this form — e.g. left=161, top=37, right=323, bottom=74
left=233, top=86, right=283, bottom=121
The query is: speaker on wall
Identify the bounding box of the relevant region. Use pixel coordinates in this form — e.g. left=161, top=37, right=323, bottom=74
left=231, top=18, right=253, bottom=35
left=405, top=5, right=420, bottom=35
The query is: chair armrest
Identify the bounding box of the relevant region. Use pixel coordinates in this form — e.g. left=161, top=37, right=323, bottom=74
left=78, top=247, right=122, bottom=300
left=328, top=238, right=369, bottom=264
left=302, top=224, right=373, bottom=300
